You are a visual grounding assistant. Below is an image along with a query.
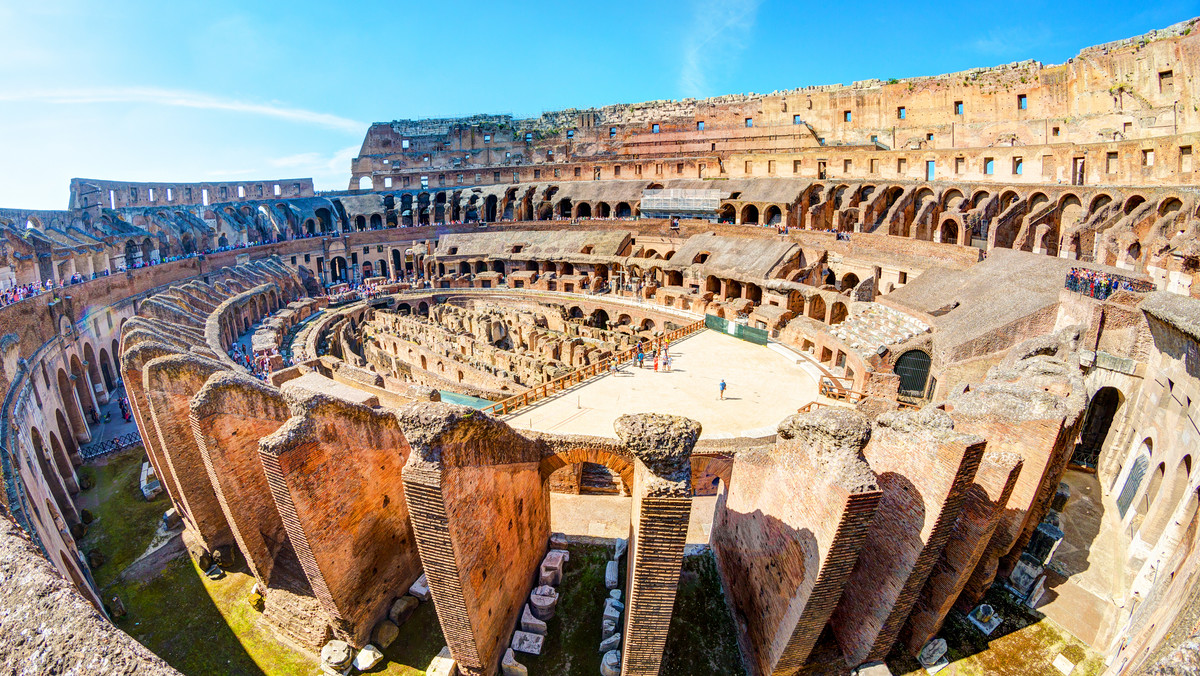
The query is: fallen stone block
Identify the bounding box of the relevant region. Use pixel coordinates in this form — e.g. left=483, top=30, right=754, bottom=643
left=609, top=589, right=621, bottom=602
left=605, top=560, right=619, bottom=589
left=409, top=573, right=431, bottom=601
left=354, top=645, right=384, bottom=671
left=538, top=550, right=566, bottom=586
left=599, top=632, right=621, bottom=654
left=372, top=619, right=399, bottom=648
left=602, top=598, right=622, bottom=623
left=320, top=640, right=353, bottom=671
left=501, top=648, right=528, bottom=676
left=426, top=646, right=457, bottom=676
left=389, top=595, right=419, bottom=625
left=551, top=547, right=570, bottom=563
left=601, top=649, right=621, bottom=676
left=614, top=537, right=627, bottom=560
left=521, top=604, right=547, bottom=635
left=602, top=618, right=618, bottom=640
left=549, top=532, right=568, bottom=549
left=511, top=630, right=544, bottom=656
left=530, top=586, right=559, bottom=620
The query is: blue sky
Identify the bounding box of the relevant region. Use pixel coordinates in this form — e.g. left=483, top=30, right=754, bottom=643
left=1, top=0, right=1196, bottom=209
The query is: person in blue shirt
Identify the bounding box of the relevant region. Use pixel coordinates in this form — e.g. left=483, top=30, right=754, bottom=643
left=719, top=379, right=726, bottom=400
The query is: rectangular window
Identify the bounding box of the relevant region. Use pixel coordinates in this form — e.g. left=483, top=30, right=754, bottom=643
left=1052, top=126, right=1060, bottom=137
left=130, top=187, right=139, bottom=201
left=897, top=158, right=907, bottom=174
left=613, top=165, right=620, bottom=177
left=1142, top=149, right=1155, bottom=167
left=1018, top=94, right=1027, bottom=110
left=593, top=167, right=601, bottom=180
left=984, top=158, right=994, bottom=174
left=533, top=169, right=541, bottom=179
left=697, top=121, right=705, bottom=131
left=1041, top=155, right=1055, bottom=178
left=493, top=171, right=501, bottom=182
left=220, top=187, right=228, bottom=199
left=767, top=160, right=776, bottom=174
left=652, top=123, right=660, bottom=133
left=676, top=162, right=684, bottom=174
left=744, top=160, right=753, bottom=174
left=925, top=160, right=935, bottom=181
left=257, top=184, right=264, bottom=197
left=1160, top=70, right=1174, bottom=94
left=305, top=253, right=311, bottom=263
left=843, top=110, right=852, bottom=122
left=273, top=184, right=281, bottom=196
left=793, top=160, right=802, bottom=173
left=524, top=132, right=533, bottom=142
left=1182, top=146, right=1193, bottom=173
left=955, top=157, right=965, bottom=174
left=384, top=177, right=393, bottom=188
left=745, top=117, right=753, bottom=128
left=567, top=129, right=575, bottom=139
left=1124, top=121, right=1133, bottom=135
left=166, top=187, right=173, bottom=201
left=842, top=159, right=852, bottom=173
left=401, top=139, right=410, bottom=149
left=554, top=168, right=561, bottom=178
left=1013, top=157, right=1023, bottom=175
left=634, top=164, right=642, bottom=176
left=457, top=174, right=464, bottom=184
left=793, top=114, right=802, bottom=125
left=954, top=101, right=963, bottom=115
left=483, top=134, right=491, bottom=143
left=1106, top=151, right=1119, bottom=173
left=574, top=167, right=581, bottom=177
left=926, top=133, right=933, bottom=141
left=897, top=106, right=906, bottom=120
left=610, top=127, right=617, bottom=138
left=869, top=158, right=879, bottom=174
left=655, top=163, right=663, bottom=175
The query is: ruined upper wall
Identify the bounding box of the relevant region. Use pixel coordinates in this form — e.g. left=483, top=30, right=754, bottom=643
left=69, top=177, right=317, bottom=212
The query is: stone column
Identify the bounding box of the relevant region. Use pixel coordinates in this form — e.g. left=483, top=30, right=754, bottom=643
left=615, top=414, right=699, bottom=676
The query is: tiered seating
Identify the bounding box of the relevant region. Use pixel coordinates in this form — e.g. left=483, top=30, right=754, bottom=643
left=830, top=304, right=929, bottom=357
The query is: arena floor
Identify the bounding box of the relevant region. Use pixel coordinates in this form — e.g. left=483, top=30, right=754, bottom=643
left=503, top=329, right=819, bottom=439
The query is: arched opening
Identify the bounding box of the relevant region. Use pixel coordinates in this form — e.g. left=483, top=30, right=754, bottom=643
left=1071, top=387, right=1122, bottom=470
left=894, top=349, right=931, bottom=398
left=705, top=275, right=721, bottom=294
left=57, top=368, right=89, bottom=444
left=764, top=205, right=783, bottom=225
left=939, top=219, right=960, bottom=245
left=540, top=449, right=634, bottom=498
left=358, top=176, right=372, bottom=190
left=355, top=215, right=366, bottom=231
left=1117, top=441, right=1153, bottom=518
left=98, top=348, right=116, bottom=391
left=1140, top=455, right=1192, bottom=549
left=807, top=294, right=826, bottom=321
left=597, top=202, right=611, bottom=218
left=741, top=204, right=760, bottom=225
left=1135, top=461, right=1167, bottom=534
left=840, top=273, right=860, bottom=292
left=829, top=302, right=848, bottom=325
left=484, top=195, right=498, bottom=222
left=718, top=204, right=736, bottom=224
left=32, top=429, right=76, bottom=524
left=615, top=202, right=632, bottom=218
left=575, top=202, right=592, bottom=219
left=370, top=213, right=383, bottom=229
left=589, top=308, right=609, bottom=330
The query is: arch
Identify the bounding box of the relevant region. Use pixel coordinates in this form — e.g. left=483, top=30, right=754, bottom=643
left=1141, top=455, right=1192, bottom=548
left=98, top=347, right=116, bottom=391
left=1123, top=194, right=1146, bottom=215
left=597, top=202, right=611, bottom=218
left=705, top=275, right=721, bottom=294
left=718, top=204, right=736, bottom=224
left=589, top=308, right=610, bottom=330
left=807, top=294, right=826, bottom=321
left=56, top=368, right=89, bottom=444
left=741, top=204, right=760, bottom=225
left=614, top=202, right=632, bottom=218
left=894, top=349, right=931, bottom=397
left=575, top=202, right=592, bottom=219
left=829, top=301, right=849, bottom=325
left=1117, top=441, right=1153, bottom=518
left=840, top=272, right=860, bottom=292
left=640, top=318, right=656, bottom=332
left=32, top=428, right=76, bottom=524
left=1135, top=461, right=1167, bottom=530
left=355, top=215, right=367, bottom=230
left=1073, top=386, right=1123, bottom=469
left=539, top=447, right=634, bottom=489
left=82, top=343, right=104, bottom=396
left=1158, top=196, right=1184, bottom=217
left=358, top=176, right=372, bottom=190
left=942, top=188, right=965, bottom=210
left=764, top=205, right=783, bottom=225
left=939, top=219, right=960, bottom=245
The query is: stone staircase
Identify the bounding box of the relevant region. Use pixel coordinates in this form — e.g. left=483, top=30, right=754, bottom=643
left=830, top=304, right=930, bottom=358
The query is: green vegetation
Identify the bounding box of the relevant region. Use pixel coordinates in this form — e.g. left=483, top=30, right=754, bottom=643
left=887, top=586, right=1104, bottom=676
left=662, top=552, right=745, bottom=676
left=522, top=543, right=617, bottom=675
left=76, top=446, right=167, bottom=589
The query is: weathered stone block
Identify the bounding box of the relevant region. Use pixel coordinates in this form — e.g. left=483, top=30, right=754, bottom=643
left=510, top=631, right=544, bottom=656
left=604, top=560, right=618, bottom=589
left=521, top=605, right=547, bottom=635
left=372, top=619, right=399, bottom=648
left=408, top=573, right=431, bottom=601
left=390, top=595, right=420, bottom=625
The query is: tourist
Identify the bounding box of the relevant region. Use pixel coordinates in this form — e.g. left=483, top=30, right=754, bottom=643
left=719, top=379, right=726, bottom=400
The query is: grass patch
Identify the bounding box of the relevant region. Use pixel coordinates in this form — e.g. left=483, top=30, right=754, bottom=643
left=887, top=586, right=1105, bottom=676
left=522, top=543, right=617, bottom=675
left=662, top=552, right=746, bottom=676
left=76, top=445, right=167, bottom=590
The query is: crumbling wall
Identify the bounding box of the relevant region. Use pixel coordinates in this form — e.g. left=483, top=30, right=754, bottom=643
left=713, top=409, right=881, bottom=675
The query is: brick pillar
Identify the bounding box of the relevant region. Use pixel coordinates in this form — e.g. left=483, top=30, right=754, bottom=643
left=902, top=449, right=1023, bottom=653
left=712, top=409, right=882, bottom=676
left=120, top=341, right=185, bottom=510
left=398, top=403, right=549, bottom=676
left=143, top=353, right=233, bottom=553
left=830, top=408, right=986, bottom=667
left=259, top=394, right=420, bottom=647
left=189, top=372, right=291, bottom=585
left=615, top=414, right=700, bottom=676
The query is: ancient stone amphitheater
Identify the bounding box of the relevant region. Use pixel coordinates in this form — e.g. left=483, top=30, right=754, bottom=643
left=2, top=17, right=1199, bottom=676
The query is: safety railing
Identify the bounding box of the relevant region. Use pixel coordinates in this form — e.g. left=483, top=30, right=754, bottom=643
left=818, top=380, right=919, bottom=410
left=78, top=431, right=142, bottom=460
left=480, top=319, right=707, bottom=417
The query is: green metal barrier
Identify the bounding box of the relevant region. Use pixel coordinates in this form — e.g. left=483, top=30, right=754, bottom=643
left=704, top=314, right=768, bottom=345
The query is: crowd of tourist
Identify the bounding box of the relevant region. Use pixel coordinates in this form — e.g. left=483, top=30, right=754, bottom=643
left=1065, top=268, right=1156, bottom=301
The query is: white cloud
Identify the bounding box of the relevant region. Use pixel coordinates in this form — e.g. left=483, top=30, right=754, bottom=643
left=678, top=0, right=761, bottom=98
left=0, top=87, right=367, bottom=134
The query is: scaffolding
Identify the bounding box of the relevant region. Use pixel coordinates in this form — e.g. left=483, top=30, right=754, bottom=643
left=639, top=188, right=723, bottom=220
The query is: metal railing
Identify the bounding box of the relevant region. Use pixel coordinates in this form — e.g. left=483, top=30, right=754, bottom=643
left=1065, top=268, right=1155, bottom=300
left=480, top=319, right=707, bottom=417
left=79, top=431, right=142, bottom=460
left=818, top=380, right=919, bottom=410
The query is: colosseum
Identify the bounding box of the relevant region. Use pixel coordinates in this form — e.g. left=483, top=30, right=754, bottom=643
left=1, top=15, right=1199, bottom=676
